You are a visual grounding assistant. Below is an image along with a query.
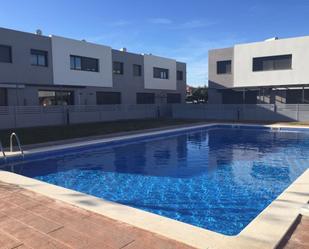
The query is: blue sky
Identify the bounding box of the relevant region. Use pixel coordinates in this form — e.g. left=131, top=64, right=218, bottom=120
left=1, top=0, right=309, bottom=86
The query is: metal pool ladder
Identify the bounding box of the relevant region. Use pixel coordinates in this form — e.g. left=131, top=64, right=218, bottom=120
left=10, top=133, right=24, bottom=158
left=0, top=140, right=6, bottom=161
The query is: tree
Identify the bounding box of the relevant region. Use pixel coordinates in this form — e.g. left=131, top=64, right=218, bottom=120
left=186, top=86, right=208, bottom=103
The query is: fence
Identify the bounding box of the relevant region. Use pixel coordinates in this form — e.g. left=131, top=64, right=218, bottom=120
left=2, top=104, right=309, bottom=130
left=172, top=104, right=309, bottom=122
left=0, top=104, right=172, bottom=130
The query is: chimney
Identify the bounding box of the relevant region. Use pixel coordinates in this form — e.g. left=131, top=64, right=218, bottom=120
left=120, top=48, right=127, bottom=52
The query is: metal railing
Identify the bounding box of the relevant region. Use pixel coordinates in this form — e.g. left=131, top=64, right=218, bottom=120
left=10, top=133, right=24, bottom=158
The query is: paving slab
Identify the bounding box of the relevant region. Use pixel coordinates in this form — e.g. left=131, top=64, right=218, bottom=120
left=0, top=181, right=194, bottom=249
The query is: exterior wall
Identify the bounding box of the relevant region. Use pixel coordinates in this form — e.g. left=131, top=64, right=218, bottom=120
left=234, top=36, right=309, bottom=87
left=208, top=47, right=234, bottom=89
left=7, top=86, right=38, bottom=106
left=172, top=104, right=309, bottom=122
left=51, top=35, right=113, bottom=87
left=0, top=105, right=162, bottom=129
left=208, top=36, right=309, bottom=104
left=112, top=49, right=146, bottom=105
left=176, top=62, right=187, bottom=103
left=144, top=54, right=177, bottom=90
left=2, top=58, right=186, bottom=107
left=0, top=28, right=53, bottom=85
left=207, top=88, right=223, bottom=104
left=0, top=27, right=186, bottom=109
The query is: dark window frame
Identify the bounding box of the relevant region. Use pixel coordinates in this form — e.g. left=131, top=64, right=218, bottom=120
left=70, top=55, right=99, bottom=72
left=136, top=92, right=155, bottom=104
left=177, top=70, right=184, bottom=81
left=153, top=67, right=169, bottom=79
left=252, top=54, right=292, bottom=72
left=113, top=61, right=124, bottom=75
left=96, top=91, right=121, bottom=105
left=217, top=60, right=232, bottom=74
left=0, top=44, right=12, bottom=63
left=31, top=49, right=48, bottom=67
left=167, top=93, right=181, bottom=104
left=133, top=64, right=142, bottom=77
left=0, top=88, right=8, bottom=106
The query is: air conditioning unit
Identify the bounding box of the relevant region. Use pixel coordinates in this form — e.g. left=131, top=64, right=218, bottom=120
left=265, top=37, right=279, bottom=41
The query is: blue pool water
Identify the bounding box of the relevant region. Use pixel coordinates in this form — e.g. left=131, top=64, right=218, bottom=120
left=3, top=126, right=309, bottom=235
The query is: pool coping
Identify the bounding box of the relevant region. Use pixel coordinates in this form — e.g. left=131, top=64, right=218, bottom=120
left=0, top=122, right=309, bottom=249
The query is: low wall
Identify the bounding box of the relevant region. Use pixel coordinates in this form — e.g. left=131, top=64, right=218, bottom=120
left=172, top=104, right=309, bottom=122
left=2, top=104, right=309, bottom=130
left=0, top=104, right=171, bottom=130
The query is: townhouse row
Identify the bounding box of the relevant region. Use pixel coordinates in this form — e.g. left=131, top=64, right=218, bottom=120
left=0, top=27, right=186, bottom=107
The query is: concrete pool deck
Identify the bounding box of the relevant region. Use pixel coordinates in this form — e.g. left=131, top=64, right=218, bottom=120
left=0, top=122, right=309, bottom=249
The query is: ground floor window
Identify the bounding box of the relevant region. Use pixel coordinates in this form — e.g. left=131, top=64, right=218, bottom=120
left=38, top=90, right=74, bottom=106
left=0, top=88, right=7, bottom=106
left=96, top=92, right=121, bottom=105
left=167, top=93, right=181, bottom=103
left=136, top=93, right=155, bottom=104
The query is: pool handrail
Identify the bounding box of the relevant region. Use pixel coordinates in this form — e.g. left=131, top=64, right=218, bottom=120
left=0, top=140, right=6, bottom=161
left=10, top=133, right=24, bottom=158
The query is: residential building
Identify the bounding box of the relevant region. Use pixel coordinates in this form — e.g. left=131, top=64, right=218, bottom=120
left=0, top=27, right=186, bottom=107
left=208, top=36, right=309, bottom=104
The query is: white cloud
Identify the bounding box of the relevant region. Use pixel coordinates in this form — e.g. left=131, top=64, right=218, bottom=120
left=109, top=20, right=131, bottom=27
left=178, top=20, right=216, bottom=29
left=148, top=18, right=173, bottom=25
left=148, top=18, right=216, bottom=30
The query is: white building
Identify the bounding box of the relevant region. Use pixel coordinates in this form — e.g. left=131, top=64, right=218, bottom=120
left=208, top=36, right=309, bottom=104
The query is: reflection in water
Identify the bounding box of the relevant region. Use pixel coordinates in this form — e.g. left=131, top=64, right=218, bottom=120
left=3, top=127, right=309, bottom=235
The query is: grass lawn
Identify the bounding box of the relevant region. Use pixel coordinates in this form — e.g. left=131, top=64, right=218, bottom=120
left=0, top=119, right=201, bottom=147
left=1, top=119, right=308, bottom=148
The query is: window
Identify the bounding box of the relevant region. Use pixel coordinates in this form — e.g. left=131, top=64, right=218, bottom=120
left=217, top=60, right=232, bottom=74
left=153, top=67, right=169, bottom=79
left=70, top=55, right=99, bottom=72
left=0, top=88, right=7, bottom=106
left=38, top=90, right=74, bottom=106
left=31, top=49, right=48, bottom=67
left=0, top=45, right=12, bottom=63
left=177, top=71, right=184, bottom=80
left=167, top=93, right=181, bottom=103
left=96, top=92, right=121, bottom=105
left=133, top=64, right=142, bottom=76
left=136, top=93, right=155, bottom=104
left=113, top=61, right=124, bottom=74
left=253, top=54, right=292, bottom=72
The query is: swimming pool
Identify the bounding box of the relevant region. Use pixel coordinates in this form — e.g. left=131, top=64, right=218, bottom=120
left=2, top=125, right=309, bottom=235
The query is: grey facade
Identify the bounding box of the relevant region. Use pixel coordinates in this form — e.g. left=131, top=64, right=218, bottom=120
left=0, top=28, right=53, bottom=86
left=208, top=36, right=309, bottom=104
left=0, top=27, right=186, bottom=108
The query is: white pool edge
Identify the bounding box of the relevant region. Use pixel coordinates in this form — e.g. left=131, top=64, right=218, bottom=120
left=0, top=123, right=308, bottom=249
left=4, top=122, right=309, bottom=160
